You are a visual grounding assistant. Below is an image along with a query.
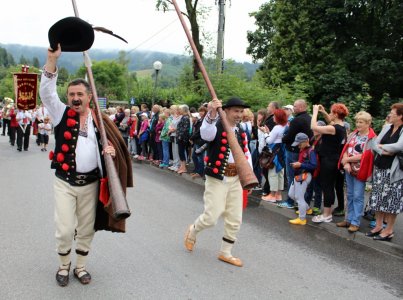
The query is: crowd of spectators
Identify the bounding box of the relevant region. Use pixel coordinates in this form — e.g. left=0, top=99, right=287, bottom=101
left=105, top=100, right=402, bottom=242
left=1, top=98, right=401, bottom=242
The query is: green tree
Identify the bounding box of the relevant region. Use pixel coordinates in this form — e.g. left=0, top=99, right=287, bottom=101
left=156, top=0, right=206, bottom=81
left=247, top=1, right=403, bottom=117
left=76, top=60, right=128, bottom=100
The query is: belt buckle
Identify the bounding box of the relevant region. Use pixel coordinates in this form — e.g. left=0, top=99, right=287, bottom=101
left=75, top=179, right=86, bottom=185
left=76, top=174, right=88, bottom=180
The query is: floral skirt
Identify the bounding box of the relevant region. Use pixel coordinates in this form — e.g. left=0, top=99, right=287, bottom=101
left=369, top=167, right=403, bottom=214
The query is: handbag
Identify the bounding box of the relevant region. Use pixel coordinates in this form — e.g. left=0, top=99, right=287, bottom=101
left=350, top=161, right=361, bottom=177
left=294, top=172, right=308, bottom=182
left=259, top=146, right=277, bottom=169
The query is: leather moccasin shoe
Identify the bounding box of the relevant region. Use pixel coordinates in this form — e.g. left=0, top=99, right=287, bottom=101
left=74, top=267, right=91, bottom=284
left=218, top=255, right=243, bottom=267
left=184, top=225, right=196, bottom=251
left=347, top=225, right=359, bottom=233
left=56, top=263, right=71, bottom=287
left=336, top=220, right=351, bottom=228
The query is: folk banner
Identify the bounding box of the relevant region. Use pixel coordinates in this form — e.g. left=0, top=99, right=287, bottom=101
left=13, top=65, right=38, bottom=110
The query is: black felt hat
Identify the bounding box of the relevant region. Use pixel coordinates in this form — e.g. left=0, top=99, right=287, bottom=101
left=48, top=17, right=94, bottom=52
left=222, top=97, right=250, bottom=109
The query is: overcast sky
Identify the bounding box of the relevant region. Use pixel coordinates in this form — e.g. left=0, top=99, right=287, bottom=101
left=0, top=0, right=266, bottom=63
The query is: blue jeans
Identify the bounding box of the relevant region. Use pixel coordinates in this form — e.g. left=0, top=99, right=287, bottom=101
left=285, top=150, right=299, bottom=205
left=162, top=140, right=170, bottom=165
left=345, top=172, right=366, bottom=226
left=192, top=145, right=205, bottom=176
left=304, top=177, right=322, bottom=208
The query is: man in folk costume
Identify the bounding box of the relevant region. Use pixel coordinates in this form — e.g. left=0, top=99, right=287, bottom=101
left=40, top=41, right=132, bottom=286
left=15, top=109, right=33, bottom=151
left=184, top=97, right=252, bottom=267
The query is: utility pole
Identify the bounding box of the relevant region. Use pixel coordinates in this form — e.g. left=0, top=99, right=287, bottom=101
left=216, top=0, right=226, bottom=73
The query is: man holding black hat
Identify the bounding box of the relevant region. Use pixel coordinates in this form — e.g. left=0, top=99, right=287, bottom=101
left=184, top=97, right=252, bottom=267
left=40, top=17, right=132, bottom=287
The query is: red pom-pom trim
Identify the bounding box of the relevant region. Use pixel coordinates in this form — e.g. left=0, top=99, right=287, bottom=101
left=215, top=161, right=221, bottom=166
left=245, top=155, right=249, bottom=160
left=220, top=146, right=226, bottom=152
left=243, top=140, right=248, bottom=145
left=62, top=163, right=69, bottom=171
left=56, top=153, right=65, bottom=163
left=64, top=131, right=72, bottom=140
left=67, top=118, right=76, bottom=127
left=221, top=139, right=228, bottom=144
left=241, top=132, right=246, bottom=138
left=218, top=153, right=224, bottom=159
left=204, top=156, right=209, bottom=162
left=221, top=132, right=227, bottom=137
left=48, top=151, right=54, bottom=160
left=243, top=147, right=248, bottom=153
left=213, top=168, right=219, bottom=174
left=67, top=109, right=77, bottom=117
left=61, top=144, right=69, bottom=152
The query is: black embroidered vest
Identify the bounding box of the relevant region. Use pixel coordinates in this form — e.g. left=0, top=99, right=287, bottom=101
left=49, top=107, right=103, bottom=184
left=204, top=121, right=248, bottom=180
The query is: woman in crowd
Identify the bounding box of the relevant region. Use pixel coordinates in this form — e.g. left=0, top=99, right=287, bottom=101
left=138, top=113, right=150, bottom=160
left=118, top=109, right=131, bottom=147
left=114, top=106, right=125, bottom=127
left=189, top=106, right=208, bottom=178
left=337, top=111, right=376, bottom=232
left=311, top=103, right=348, bottom=223
left=168, top=105, right=182, bottom=172
left=129, top=109, right=139, bottom=157
left=253, top=109, right=268, bottom=189
left=159, top=108, right=172, bottom=168
left=260, top=109, right=287, bottom=202
left=240, top=108, right=253, bottom=151
left=175, top=104, right=191, bottom=174
left=154, top=114, right=165, bottom=166
left=366, top=103, right=403, bottom=241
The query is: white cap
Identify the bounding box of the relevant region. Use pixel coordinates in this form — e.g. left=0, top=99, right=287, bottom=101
left=283, top=105, right=294, bottom=113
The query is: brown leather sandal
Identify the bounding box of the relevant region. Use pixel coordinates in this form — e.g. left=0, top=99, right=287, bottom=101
left=218, top=255, right=243, bottom=267
left=56, top=262, right=71, bottom=287
left=74, top=267, right=91, bottom=284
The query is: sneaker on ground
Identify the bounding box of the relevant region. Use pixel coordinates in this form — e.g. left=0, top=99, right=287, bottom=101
left=312, top=214, right=333, bottom=223
left=277, top=201, right=295, bottom=209
left=289, top=218, right=307, bottom=225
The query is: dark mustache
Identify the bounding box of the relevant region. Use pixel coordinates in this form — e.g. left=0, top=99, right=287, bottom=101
left=72, top=100, right=82, bottom=106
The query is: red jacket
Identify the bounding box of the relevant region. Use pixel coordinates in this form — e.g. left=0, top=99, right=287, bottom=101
left=338, top=128, right=377, bottom=181
left=9, top=109, right=19, bottom=127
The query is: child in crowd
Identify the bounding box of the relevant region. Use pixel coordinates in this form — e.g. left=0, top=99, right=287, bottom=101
left=304, top=120, right=325, bottom=215
left=128, top=113, right=138, bottom=157
left=38, top=116, right=52, bottom=151
left=288, top=133, right=318, bottom=225
left=154, top=114, right=165, bottom=166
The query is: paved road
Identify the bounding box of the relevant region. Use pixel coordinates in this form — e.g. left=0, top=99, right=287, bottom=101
left=0, top=135, right=402, bottom=299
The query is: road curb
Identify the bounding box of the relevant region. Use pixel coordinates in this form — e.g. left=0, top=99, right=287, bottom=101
left=133, top=159, right=403, bottom=260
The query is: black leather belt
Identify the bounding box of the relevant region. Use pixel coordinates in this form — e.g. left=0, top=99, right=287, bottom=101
left=56, top=168, right=100, bottom=186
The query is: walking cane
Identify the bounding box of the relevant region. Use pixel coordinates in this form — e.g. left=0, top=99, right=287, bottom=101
left=171, top=0, right=258, bottom=189
left=70, top=0, right=131, bottom=220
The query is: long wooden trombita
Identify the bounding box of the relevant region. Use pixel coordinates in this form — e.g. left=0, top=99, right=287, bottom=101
left=72, top=0, right=131, bottom=220
left=171, top=0, right=258, bottom=189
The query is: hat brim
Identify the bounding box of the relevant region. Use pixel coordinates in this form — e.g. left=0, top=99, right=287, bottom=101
left=222, top=104, right=251, bottom=109
left=48, top=17, right=94, bottom=52
left=291, top=141, right=300, bottom=147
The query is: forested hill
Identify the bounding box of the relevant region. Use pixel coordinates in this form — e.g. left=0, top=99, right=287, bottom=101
left=0, top=43, right=259, bottom=78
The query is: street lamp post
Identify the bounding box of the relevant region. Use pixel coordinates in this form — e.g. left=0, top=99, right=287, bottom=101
left=152, top=61, right=162, bottom=107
